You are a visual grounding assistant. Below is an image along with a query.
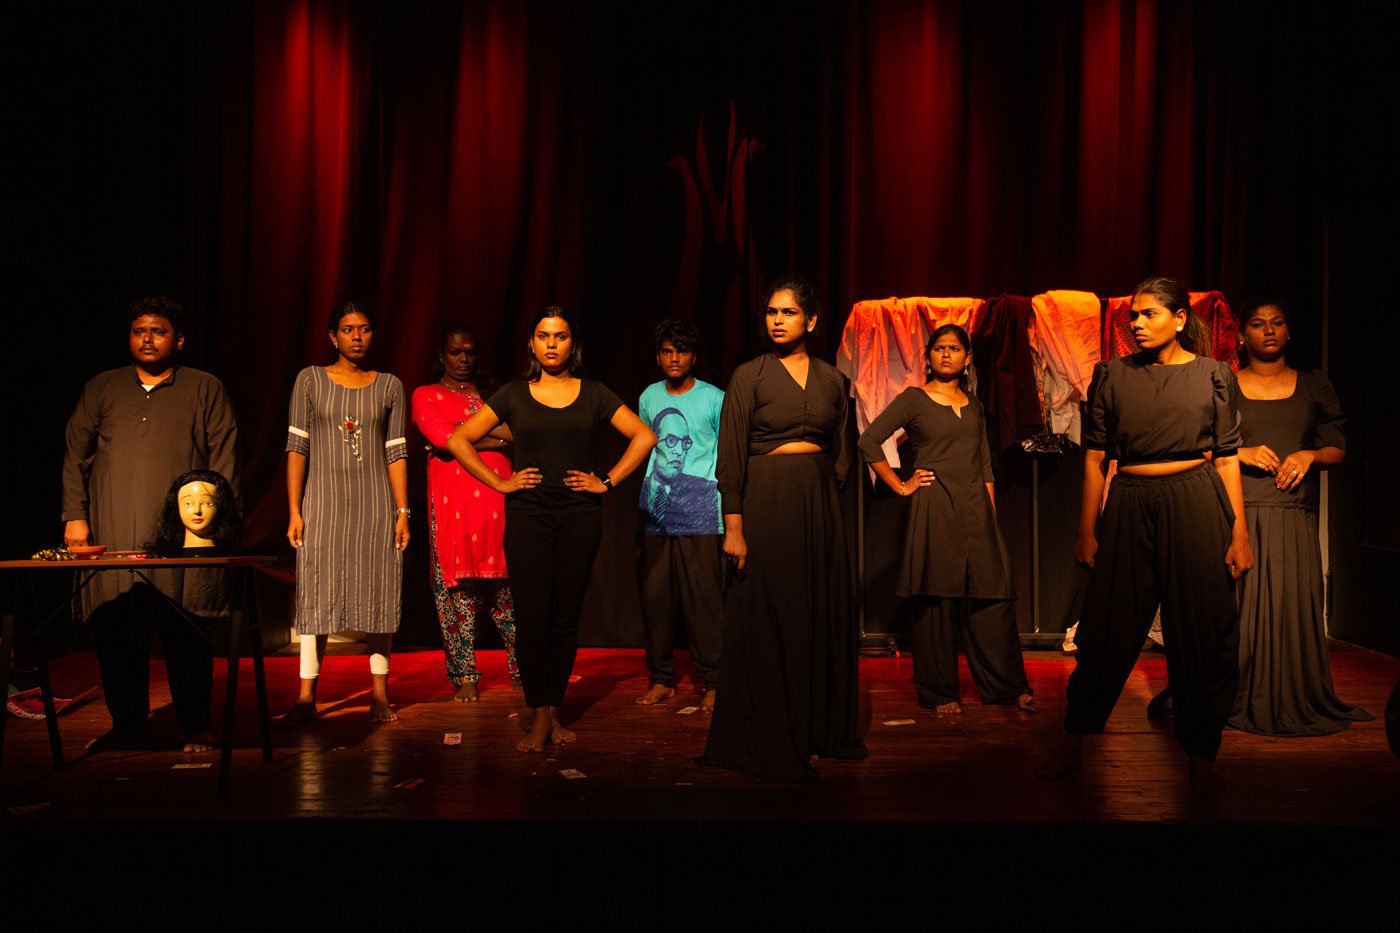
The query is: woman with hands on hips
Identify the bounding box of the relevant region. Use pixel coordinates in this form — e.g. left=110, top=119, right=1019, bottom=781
left=858, top=324, right=1034, bottom=716
left=444, top=306, right=655, bottom=753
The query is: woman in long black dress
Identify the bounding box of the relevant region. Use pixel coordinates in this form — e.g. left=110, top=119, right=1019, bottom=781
left=1229, top=300, right=1370, bottom=735
left=1037, top=276, right=1253, bottom=792
left=445, top=307, right=655, bottom=752
left=699, top=275, right=867, bottom=782
left=858, top=325, right=1034, bottom=715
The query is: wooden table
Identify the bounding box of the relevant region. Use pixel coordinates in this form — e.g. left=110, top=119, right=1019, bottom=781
left=0, top=555, right=275, bottom=796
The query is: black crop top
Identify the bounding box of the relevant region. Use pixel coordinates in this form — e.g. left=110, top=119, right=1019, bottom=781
left=1082, top=355, right=1240, bottom=465
left=484, top=379, right=624, bottom=514
left=717, top=353, right=851, bottom=515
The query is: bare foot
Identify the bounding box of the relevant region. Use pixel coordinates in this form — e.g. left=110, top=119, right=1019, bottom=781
left=550, top=722, right=577, bottom=745
left=1016, top=693, right=1037, bottom=714
left=635, top=684, right=675, bottom=705
left=454, top=681, right=480, bottom=702
left=1035, top=735, right=1084, bottom=781
left=370, top=697, right=398, bottom=723
left=182, top=732, right=217, bottom=753
left=279, top=701, right=318, bottom=729
left=701, top=689, right=716, bottom=712
left=517, top=710, right=550, bottom=753
left=1189, top=757, right=1227, bottom=792
left=935, top=700, right=962, bottom=715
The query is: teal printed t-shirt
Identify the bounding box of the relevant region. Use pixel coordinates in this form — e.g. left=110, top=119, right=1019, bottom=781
left=637, top=379, right=724, bottom=536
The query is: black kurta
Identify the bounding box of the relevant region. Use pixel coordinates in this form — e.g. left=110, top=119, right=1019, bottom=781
left=700, top=353, right=865, bottom=782
left=857, top=387, right=1011, bottom=599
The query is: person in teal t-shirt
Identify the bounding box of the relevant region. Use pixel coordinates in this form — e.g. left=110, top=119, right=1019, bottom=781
left=635, top=321, right=725, bottom=709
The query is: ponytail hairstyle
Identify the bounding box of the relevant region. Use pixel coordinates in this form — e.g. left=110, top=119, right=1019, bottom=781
left=1132, top=275, right=1209, bottom=353
left=924, top=323, right=978, bottom=394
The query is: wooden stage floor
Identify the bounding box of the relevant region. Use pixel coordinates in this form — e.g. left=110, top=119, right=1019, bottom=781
left=4, top=644, right=1397, bottom=927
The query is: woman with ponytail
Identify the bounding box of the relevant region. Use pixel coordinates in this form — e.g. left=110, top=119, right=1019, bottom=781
left=1038, top=276, right=1252, bottom=792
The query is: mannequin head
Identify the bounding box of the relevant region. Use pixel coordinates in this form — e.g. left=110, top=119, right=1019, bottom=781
left=145, top=470, right=243, bottom=556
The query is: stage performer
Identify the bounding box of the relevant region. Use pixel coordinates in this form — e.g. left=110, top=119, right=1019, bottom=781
left=62, top=296, right=241, bottom=753
left=699, top=275, right=867, bottom=782
left=283, top=301, right=410, bottom=726
left=1037, top=276, right=1252, bottom=792
left=445, top=307, right=655, bottom=752
left=1227, top=300, right=1370, bottom=735
left=634, top=320, right=725, bottom=710
left=857, top=324, right=1034, bottom=715
left=412, top=326, right=520, bottom=702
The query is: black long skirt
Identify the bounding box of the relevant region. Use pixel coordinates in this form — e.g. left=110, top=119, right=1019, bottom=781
left=1229, top=505, right=1372, bottom=736
left=699, top=454, right=867, bottom=782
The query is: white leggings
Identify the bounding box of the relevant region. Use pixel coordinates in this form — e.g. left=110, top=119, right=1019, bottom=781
left=299, top=633, right=393, bottom=679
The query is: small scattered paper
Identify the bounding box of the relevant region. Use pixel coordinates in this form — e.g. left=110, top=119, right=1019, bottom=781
left=395, top=778, right=426, bottom=789
left=508, top=713, right=519, bottom=719
left=675, top=782, right=693, bottom=787
left=443, top=732, right=462, bottom=746
left=559, top=768, right=587, bottom=780
left=173, top=762, right=213, bottom=769
left=676, top=706, right=700, bottom=715
left=882, top=719, right=916, bottom=726
left=7, top=803, right=51, bottom=816
left=568, top=675, right=582, bottom=683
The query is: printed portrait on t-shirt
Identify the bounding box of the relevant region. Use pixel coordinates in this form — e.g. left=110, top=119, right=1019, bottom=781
left=639, top=407, right=720, bottom=535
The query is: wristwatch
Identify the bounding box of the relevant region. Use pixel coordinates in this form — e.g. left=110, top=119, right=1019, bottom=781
left=396, top=507, right=411, bottom=516
left=601, top=475, right=614, bottom=492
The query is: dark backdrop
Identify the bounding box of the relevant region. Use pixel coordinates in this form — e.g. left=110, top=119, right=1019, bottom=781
left=9, top=1, right=1396, bottom=652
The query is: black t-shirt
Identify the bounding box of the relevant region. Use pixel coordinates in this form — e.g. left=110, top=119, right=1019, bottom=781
left=1083, top=355, right=1240, bottom=465
left=485, top=379, right=624, bottom=514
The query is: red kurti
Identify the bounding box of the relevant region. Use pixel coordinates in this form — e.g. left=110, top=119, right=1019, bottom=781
left=411, top=384, right=511, bottom=581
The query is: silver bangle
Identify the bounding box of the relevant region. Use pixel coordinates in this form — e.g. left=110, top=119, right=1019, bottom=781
left=396, top=507, right=411, bottom=515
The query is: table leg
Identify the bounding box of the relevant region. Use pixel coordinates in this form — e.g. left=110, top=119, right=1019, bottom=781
left=218, top=603, right=243, bottom=798
left=245, top=571, right=272, bottom=762
left=35, top=635, right=64, bottom=769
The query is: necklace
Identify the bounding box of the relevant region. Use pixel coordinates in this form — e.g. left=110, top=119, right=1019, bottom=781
left=440, top=377, right=474, bottom=393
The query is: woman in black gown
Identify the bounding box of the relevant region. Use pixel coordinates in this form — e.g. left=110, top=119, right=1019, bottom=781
left=1037, top=276, right=1253, bottom=792
left=1229, top=300, right=1370, bottom=735
left=858, top=325, right=1034, bottom=714
left=699, top=275, right=867, bottom=782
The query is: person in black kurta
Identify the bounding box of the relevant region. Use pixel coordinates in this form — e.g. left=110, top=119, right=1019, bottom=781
left=1229, top=303, right=1370, bottom=735
left=62, top=297, right=240, bottom=750
left=699, top=276, right=867, bottom=782
left=1038, top=276, right=1252, bottom=793
left=857, top=325, right=1032, bottom=712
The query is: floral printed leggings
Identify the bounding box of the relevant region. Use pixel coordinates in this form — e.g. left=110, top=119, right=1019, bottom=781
left=429, top=509, right=520, bottom=686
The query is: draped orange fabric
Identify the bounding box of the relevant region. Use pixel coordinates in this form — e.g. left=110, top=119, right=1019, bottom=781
left=1104, top=291, right=1241, bottom=369
left=1029, top=290, right=1101, bottom=444
left=835, top=296, right=985, bottom=435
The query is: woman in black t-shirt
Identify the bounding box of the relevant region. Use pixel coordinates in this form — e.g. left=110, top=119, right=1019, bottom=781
left=1037, top=276, right=1253, bottom=793
left=446, top=307, right=655, bottom=752
left=1229, top=300, right=1370, bottom=735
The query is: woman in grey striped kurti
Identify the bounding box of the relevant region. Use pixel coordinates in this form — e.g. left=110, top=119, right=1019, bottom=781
left=283, top=302, right=411, bottom=725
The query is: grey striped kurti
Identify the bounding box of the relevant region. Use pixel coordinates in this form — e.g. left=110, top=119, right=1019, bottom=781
left=286, top=366, right=408, bottom=634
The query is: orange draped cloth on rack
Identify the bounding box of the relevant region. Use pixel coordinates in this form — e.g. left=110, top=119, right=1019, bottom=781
left=835, top=296, right=985, bottom=438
